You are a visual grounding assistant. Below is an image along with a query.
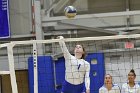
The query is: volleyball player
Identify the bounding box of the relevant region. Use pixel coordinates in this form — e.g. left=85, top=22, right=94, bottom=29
left=99, top=74, right=120, bottom=93
left=58, top=36, right=90, bottom=93
left=121, top=69, right=140, bottom=93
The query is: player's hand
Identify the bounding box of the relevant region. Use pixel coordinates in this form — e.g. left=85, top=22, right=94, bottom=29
left=57, top=36, right=64, bottom=39
left=86, top=89, right=90, bottom=93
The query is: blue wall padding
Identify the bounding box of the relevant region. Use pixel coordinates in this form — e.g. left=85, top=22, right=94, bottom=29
left=55, top=57, right=65, bottom=85
left=28, top=56, right=55, bottom=93
left=55, top=57, right=65, bottom=93
left=86, top=53, right=105, bottom=93
left=28, top=53, right=105, bottom=93
left=54, top=53, right=105, bottom=93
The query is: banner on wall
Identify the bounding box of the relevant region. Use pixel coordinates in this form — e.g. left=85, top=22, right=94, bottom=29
left=0, top=0, right=10, bottom=38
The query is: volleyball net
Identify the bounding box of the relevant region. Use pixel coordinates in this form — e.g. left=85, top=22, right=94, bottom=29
left=0, top=34, right=140, bottom=93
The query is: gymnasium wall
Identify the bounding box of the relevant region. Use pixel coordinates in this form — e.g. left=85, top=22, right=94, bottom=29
left=105, top=52, right=140, bottom=87
left=9, top=0, right=32, bottom=35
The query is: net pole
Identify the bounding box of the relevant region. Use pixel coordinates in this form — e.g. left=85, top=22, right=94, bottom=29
left=7, top=43, right=18, bottom=93
left=33, top=0, right=44, bottom=55
left=33, top=43, right=38, bottom=93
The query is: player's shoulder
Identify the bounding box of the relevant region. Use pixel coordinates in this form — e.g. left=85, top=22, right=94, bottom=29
left=122, top=83, right=127, bottom=86
left=99, top=85, right=106, bottom=90
left=135, top=83, right=140, bottom=87
left=122, top=83, right=128, bottom=88
left=99, top=85, right=109, bottom=91
left=83, top=60, right=90, bottom=65
left=112, top=84, right=120, bottom=89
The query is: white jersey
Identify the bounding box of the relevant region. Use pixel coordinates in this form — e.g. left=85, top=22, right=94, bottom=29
left=99, top=84, right=120, bottom=93
left=59, top=40, right=90, bottom=90
left=121, top=83, right=140, bottom=93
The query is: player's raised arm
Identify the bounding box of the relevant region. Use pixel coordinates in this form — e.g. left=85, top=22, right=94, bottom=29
left=57, top=36, right=71, bottom=59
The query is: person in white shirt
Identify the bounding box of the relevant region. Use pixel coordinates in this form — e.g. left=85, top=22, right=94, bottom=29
left=58, top=36, right=90, bottom=93
left=121, top=69, right=140, bottom=93
left=99, top=74, right=120, bottom=93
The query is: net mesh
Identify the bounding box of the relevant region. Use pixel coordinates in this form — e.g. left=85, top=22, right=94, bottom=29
left=0, top=34, right=140, bottom=93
